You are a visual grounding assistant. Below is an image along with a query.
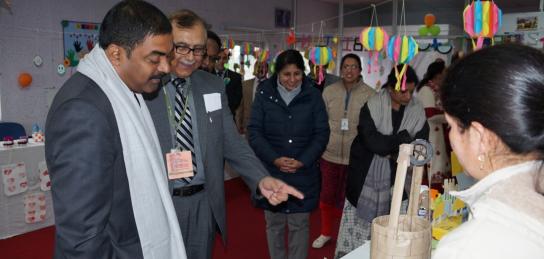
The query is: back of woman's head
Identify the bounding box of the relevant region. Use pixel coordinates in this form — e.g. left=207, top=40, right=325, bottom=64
left=417, top=61, right=446, bottom=91
left=441, top=44, right=544, bottom=159
left=274, top=49, right=305, bottom=74
left=384, top=65, right=418, bottom=89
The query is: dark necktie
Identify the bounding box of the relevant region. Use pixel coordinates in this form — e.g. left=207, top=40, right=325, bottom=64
left=173, top=78, right=197, bottom=183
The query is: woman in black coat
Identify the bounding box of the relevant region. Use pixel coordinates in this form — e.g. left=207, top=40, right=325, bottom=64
left=248, top=49, right=330, bottom=259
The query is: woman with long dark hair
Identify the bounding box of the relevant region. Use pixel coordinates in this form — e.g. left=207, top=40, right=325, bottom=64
left=433, top=44, right=544, bottom=258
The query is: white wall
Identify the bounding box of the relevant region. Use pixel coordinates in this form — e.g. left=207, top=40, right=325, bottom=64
left=0, top=0, right=337, bottom=133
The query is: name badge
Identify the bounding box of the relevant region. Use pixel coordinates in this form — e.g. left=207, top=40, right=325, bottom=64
left=166, top=149, right=194, bottom=179
left=341, top=118, right=349, bottom=131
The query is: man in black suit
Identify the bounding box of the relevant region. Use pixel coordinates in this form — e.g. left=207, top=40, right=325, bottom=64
left=214, top=47, right=243, bottom=118
left=45, top=1, right=186, bottom=258
left=205, top=31, right=243, bottom=118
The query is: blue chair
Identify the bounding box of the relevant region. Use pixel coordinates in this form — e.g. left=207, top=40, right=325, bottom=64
left=0, top=122, right=27, bottom=140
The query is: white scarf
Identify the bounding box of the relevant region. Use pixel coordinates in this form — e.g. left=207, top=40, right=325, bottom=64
left=78, top=47, right=186, bottom=259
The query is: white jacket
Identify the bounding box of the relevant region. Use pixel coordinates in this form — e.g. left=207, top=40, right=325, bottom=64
left=433, top=161, right=544, bottom=259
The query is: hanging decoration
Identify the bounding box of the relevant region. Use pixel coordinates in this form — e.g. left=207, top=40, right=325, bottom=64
left=418, top=14, right=452, bottom=54
left=228, top=37, right=235, bottom=50
left=418, top=13, right=441, bottom=37
left=360, top=4, right=389, bottom=74
left=257, top=49, right=270, bottom=64
left=286, top=28, right=296, bottom=46
left=463, top=0, right=502, bottom=50
left=18, top=73, right=32, bottom=88
left=309, top=21, right=333, bottom=85
left=241, top=42, right=252, bottom=67
left=386, top=0, right=419, bottom=91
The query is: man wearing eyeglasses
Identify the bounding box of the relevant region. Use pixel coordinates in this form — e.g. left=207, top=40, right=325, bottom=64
left=144, top=9, right=304, bottom=259
left=207, top=31, right=243, bottom=119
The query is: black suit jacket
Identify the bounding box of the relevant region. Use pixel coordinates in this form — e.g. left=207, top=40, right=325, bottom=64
left=45, top=72, right=142, bottom=259
left=222, top=69, right=242, bottom=118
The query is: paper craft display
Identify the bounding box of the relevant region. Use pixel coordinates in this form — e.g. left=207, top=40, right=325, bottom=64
left=38, top=161, right=50, bottom=191
left=2, top=163, right=29, bottom=196
left=23, top=192, right=47, bottom=224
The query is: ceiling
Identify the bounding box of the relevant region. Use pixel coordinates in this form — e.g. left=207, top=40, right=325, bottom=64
left=318, top=0, right=543, bottom=12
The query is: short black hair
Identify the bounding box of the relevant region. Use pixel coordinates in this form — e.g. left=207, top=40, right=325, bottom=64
left=98, top=0, right=171, bottom=57
left=417, top=60, right=446, bottom=91
left=441, top=44, right=544, bottom=158
left=384, top=65, right=418, bottom=89
left=275, top=49, right=305, bottom=74
left=207, top=30, right=222, bottom=50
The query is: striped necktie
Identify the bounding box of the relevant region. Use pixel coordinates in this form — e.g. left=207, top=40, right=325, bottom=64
left=173, top=78, right=197, bottom=183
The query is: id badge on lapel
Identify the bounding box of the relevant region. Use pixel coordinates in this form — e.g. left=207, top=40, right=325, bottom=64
left=166, top=149, right=194, bottom=179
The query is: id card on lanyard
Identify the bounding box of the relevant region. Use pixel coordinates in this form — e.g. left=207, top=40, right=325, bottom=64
left=163, top=81, right=195, bottom=179
left=341, top=90, right=352, bottom=131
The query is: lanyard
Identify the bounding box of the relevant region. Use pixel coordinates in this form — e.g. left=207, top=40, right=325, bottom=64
left=344, top=89, right=352, bottom=117
left=163, top=83, right=191, bottom=143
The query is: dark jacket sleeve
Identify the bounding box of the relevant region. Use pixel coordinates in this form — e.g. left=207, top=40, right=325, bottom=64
left=247, top=88, right=281, bottom=165
left=45, top=99, right=116, bottom=258
left=357, top=104, right=412, bottom=156
left=297, top=92, right=330, bottom=168
left=226, top=71, right=243, bottom=116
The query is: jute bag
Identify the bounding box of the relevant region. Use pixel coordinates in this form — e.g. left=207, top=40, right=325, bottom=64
left=370, top=142, right=432, bottom=259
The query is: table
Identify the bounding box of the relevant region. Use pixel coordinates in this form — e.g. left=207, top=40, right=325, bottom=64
left=342, top=241, right=370, bottom=259
left=0, top=142, right=55, bottom=239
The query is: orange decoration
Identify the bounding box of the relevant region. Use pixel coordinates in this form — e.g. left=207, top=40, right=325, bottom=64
left=424, top=13, right=436, bottom=27
left=18, top=73, right=33, bottom=88
left=63, top=58, right=71, bottom=67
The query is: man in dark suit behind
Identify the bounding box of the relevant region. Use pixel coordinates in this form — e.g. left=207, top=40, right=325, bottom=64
left=214, top=46, right=243, bottom=119
left=144, top=9, right=304, bottom=259
left=45, top=1, right=185, bottom=258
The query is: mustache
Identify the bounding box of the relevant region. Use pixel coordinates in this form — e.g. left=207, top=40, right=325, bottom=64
left=149, top=73, right=166, bottom=81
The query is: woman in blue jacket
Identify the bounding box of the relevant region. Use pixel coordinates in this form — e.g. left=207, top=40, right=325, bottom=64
left=248, top=49, right=330, bottom=259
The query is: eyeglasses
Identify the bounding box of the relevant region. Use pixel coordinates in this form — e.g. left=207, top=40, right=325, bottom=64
left=174, top=44, right=207, bottom=56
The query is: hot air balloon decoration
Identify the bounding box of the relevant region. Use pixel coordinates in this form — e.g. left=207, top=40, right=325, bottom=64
left=309, top=46, right=333, bottom=85
left=360, top=4, right=389, bottom=74
left=463, top=0, right=502, bottom=49
left=386, top=0, right=419, bottom=91
left=360, top=27, right=389, bottom=74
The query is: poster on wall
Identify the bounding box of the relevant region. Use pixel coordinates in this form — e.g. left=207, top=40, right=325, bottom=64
left=62, top=20, right=100, bottom=67
left=516, top=16, right=538, bottom=31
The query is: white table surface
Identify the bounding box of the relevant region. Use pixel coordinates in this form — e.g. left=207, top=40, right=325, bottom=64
left=0, top=142, right=55, bottom=239
left=341, top=241, right=371, bottom=259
